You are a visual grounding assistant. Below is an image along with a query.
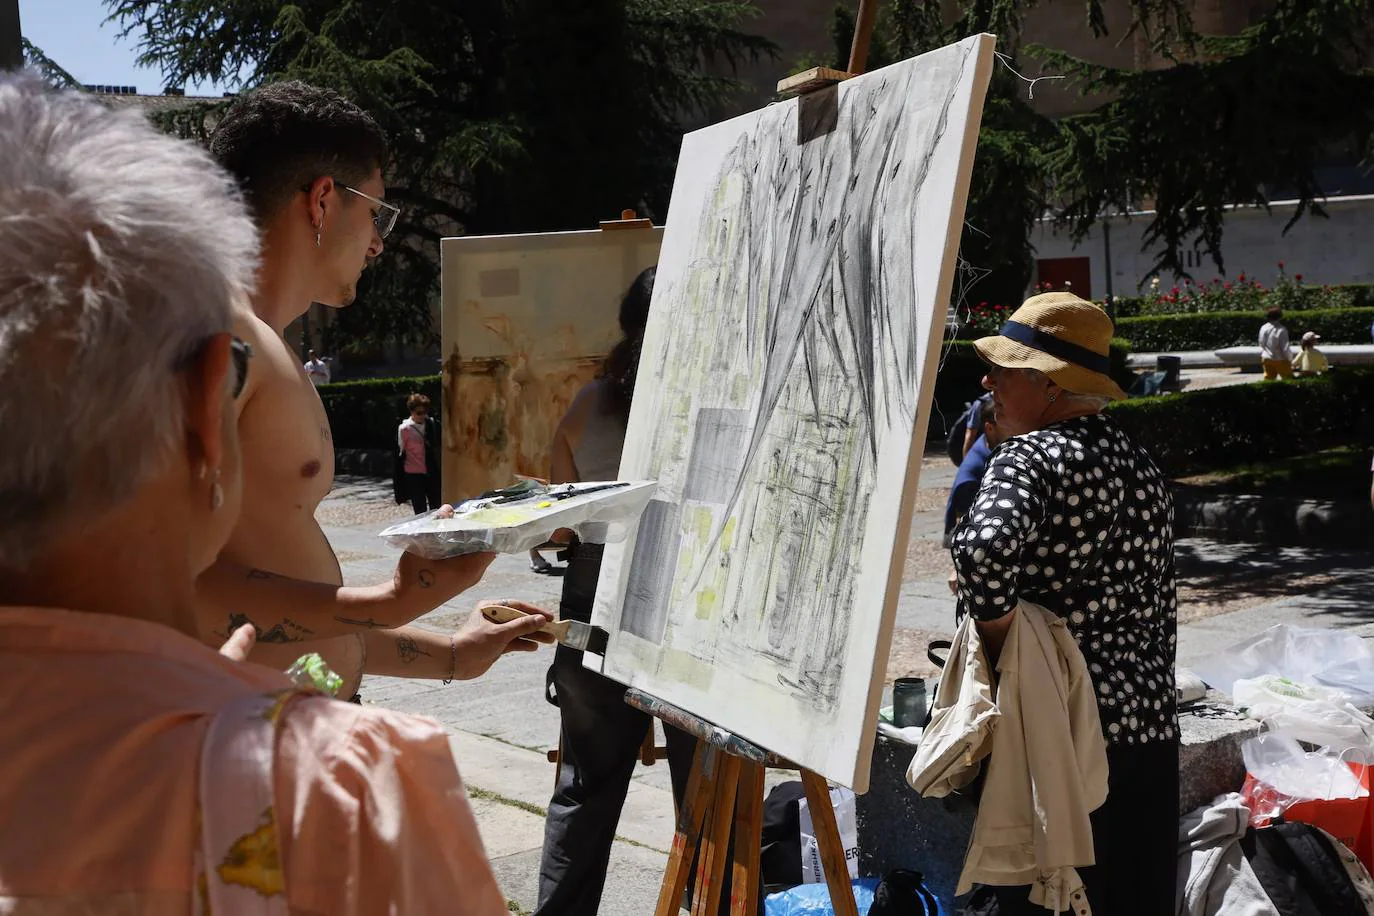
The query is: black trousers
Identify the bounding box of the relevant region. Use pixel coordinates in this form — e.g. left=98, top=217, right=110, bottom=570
left=401, top=472, right=431, bottom=515
left=978, top=738, right=1180, bottom=916
left=535, top=546, right=698, bottom=916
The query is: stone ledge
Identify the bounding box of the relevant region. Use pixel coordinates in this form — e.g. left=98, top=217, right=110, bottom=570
left=334, top=447, right=393, bottom=477
left=1173, top=487, right=1374, bottom=549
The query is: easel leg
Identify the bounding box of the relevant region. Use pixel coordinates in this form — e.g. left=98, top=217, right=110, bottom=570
left=693, top=754, right=741, bottom=916
left=656, top=742, right=721, bottom=916
left=729, top=761, right=765, bottom=916
left=801, top=770, right=859, bottom=916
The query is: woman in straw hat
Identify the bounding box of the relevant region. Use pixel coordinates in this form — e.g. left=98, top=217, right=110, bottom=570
left=952, top=292, right=1178, bottom=914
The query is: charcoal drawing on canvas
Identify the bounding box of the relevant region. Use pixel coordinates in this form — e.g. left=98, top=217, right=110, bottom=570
left=591, top=36, right=995, bottom=790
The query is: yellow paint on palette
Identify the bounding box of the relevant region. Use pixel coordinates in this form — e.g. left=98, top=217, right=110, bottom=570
left=460, top=506, right=541, bottom=526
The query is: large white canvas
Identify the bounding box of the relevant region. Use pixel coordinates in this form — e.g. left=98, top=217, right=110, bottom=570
left=588, top=35, right=996, bottom=791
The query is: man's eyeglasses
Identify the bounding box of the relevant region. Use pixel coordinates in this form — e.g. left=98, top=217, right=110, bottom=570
left=340, top=185, right=400, bottom=239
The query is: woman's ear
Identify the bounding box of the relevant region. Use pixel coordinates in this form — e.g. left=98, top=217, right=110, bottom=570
left=183, top=334, right=233, bottom=472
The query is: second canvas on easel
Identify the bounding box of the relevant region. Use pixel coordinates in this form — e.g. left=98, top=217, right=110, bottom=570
left=590, top=35, right=996, bottom=791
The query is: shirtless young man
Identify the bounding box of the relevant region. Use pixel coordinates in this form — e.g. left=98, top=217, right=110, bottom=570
left=195, top=80, right=551, bottom=695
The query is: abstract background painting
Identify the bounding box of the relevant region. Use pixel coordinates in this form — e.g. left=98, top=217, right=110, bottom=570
left=589, top=35, right=995, bottom=791
left=440, top=228, right=662, bottom=501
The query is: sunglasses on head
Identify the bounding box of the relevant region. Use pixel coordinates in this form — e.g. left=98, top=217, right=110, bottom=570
left=229, top=337, right=252, bottom=398
left=177, top=335, right=253, bottom=399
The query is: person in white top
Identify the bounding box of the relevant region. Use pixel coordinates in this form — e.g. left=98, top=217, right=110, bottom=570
left=1258, top=308, right=1293, bottom=380
left=304, top=348, right=331, bottom=386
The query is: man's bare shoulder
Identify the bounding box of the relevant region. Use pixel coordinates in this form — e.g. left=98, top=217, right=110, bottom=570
left=232, top=312, right=304, bottom=406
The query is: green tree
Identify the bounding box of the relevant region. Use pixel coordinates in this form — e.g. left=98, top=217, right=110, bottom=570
left=864, top=0, right=1374, bottom=298
left=22, top=38, right=79, bottom=87
left=105, top=0, right=772, bottom=353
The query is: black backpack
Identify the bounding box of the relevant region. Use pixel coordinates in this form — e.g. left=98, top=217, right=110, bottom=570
left=1242, top=821, right=1374, bottom=916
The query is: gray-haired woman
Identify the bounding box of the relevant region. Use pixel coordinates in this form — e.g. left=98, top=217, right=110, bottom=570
left=0, top=75, right=502, bottom=913
left=952, top=292, right=1178, bottom=915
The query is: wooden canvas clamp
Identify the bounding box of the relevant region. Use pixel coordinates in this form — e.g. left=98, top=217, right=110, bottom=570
left=776, top=0, right=880, bottom=97
left=625, top=687, right=860, bottom=916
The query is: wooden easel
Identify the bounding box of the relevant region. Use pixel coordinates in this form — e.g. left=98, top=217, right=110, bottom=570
left=626, top=689, right=859, bottom=916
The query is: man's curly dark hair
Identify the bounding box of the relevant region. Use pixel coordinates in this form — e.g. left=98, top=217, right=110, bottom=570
left=209, top=80, right=389, bottom=222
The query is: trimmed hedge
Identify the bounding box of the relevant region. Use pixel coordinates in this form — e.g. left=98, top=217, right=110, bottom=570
left=317, top=375, right=441, bottom=450
left=1107, top=367, right=1374, bottom=477
left=1113, top=307, right=1374, bottom=352
left=315, top=352, right=1373, bottom=480
left=1111, top=282, right=1374, bottom=317
left=317, top=343, right=1136, bottom=451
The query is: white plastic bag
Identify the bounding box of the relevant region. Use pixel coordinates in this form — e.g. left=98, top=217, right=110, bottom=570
left=1195, top=625, right=1374, bottom=704
left=1242, top=732, right=1367, bottom=802
left=798, top=787, right=859, bottom=884
left=1233, top=675, right=1374, bottom=756
left=379, top=480, right=657, bottom=558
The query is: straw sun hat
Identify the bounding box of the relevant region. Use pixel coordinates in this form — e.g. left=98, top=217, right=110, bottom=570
left=972, top=292, right=1127, bottom=402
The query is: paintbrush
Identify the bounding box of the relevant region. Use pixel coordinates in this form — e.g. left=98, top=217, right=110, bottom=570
left=481, top=604, right=609, bottom=654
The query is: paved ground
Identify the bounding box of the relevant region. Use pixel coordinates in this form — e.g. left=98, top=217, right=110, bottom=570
left=322, top=458, right=1374, bottom=915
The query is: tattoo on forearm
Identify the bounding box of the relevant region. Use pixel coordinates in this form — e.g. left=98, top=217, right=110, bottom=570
left=417, top=569, right=435, bottom=589
left=226, top=612, right=313, bottom=645
left=396, top=636, right=431, bottom=664
left=335, top=615, right=388, bottom=629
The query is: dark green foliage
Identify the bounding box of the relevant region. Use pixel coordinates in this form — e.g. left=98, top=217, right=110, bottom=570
left=1114, top=307, right=1374, bottom=351
left=316, top=375, right=441, bottom=449
left=104, top=0, right=772, bottom=353
left=1033, top=0, right=1374, bottom=278
left=865, top=0, right=1374, bottom=293
left=1108, top=367, right=1374, bottom=477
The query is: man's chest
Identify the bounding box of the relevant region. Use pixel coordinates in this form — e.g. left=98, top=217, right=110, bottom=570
left=239, top=374, right=335, bottom=507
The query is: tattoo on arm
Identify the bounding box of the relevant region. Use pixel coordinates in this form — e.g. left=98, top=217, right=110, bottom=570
left=335, top=615, right=389, bottom=629
left=226, top=612, right=313, bottom=645
left=396, top=636, right=431, bottom=664
left=417, top=569, right=435, bottom=589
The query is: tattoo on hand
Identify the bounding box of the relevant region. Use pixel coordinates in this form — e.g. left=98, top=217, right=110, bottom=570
left=335, top=615, right=388, bottom=629
left=397, top=636, right=431, bottom=664
left=417, top=569, right=435, bottom=589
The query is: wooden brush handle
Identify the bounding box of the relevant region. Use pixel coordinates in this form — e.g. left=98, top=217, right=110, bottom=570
left=481, top=604, right=571, bottom=640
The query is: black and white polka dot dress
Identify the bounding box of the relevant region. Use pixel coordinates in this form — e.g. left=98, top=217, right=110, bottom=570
left=951, top=413, right=1178, bottom=746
